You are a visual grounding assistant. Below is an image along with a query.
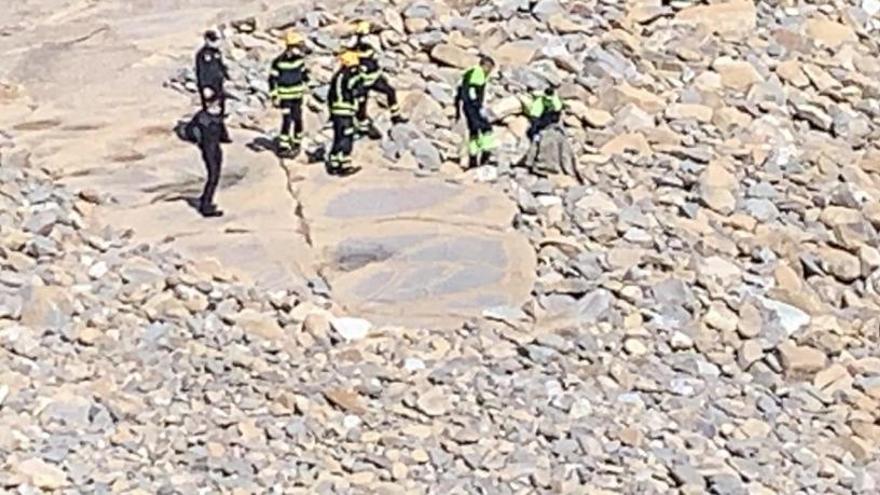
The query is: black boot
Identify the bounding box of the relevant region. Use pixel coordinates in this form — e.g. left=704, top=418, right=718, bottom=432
left=481, top=150, right=496, bottom=166
left=199, top=204, right=224, bottom=218
left=468, top=155, right=479, bottom=169
left=391, top=114, right=407, bottom=125
left=365, top=123, right=382, bottom=140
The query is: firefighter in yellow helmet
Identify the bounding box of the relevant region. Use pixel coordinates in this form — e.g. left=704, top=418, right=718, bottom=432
left=268, top=31, right=310, bottom=158
left=326, top=51, right=367, bottom=176
left=350, top=20, right=406, bottom=140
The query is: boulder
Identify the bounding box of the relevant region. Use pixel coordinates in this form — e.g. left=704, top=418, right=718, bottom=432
left=778, top=341, right=828, bottom=376
left=712, top=57, right=763, bottom=91
left=430, top=44, right=479, bottom=69
left=20, top=285, right=73, bottom=330
left=806, top=17, right=857, bottom=48
left=675, top=0, right=756, bottom=36
left=233, top=309, right=284, bottom=340
left=524, top=125, right=578, bottom=178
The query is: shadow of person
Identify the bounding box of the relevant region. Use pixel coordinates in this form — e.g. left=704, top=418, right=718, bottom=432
left=182, top=196, right=203, bottom=213
left=246, top=136, right=277, bottom=154
left=306, top=144, right=326, bottom=164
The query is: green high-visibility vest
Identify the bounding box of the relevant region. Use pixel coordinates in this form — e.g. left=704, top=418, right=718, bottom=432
left=528, top=93, right=563, bottom=118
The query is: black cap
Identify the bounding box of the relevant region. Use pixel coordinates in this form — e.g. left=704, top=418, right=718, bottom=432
left=479, top=54, right=495, bottom=67
left=205, top=30, right=219, bottom=42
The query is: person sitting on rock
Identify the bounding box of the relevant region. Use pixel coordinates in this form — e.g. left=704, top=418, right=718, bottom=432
left=520, top=84, right=578, bottom=179
left=525, top=84, right=564, bottom=141
left=455, top=55, right=496, bottom=169
left=350, top=20, right=406, bottom=140
left=186, top=88, right=231, bottom=217
left=269, top=31, right=310, bottom=158
left=327, top=51, right=367, bottom=176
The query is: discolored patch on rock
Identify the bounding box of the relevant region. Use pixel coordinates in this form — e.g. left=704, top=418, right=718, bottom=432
left=300, top=168, right=535, bottom=326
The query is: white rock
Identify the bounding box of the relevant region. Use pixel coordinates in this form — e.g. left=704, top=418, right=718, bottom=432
left=569, top=398, right=593, bottom=419
left=758, top=297, right=810, bottom=335
left=404, top=357, right=426, bottom=372
left=330, top=317, right=372, bottom=341
left=88, top=261, right=109, bottom=279
left=343, top=415, right=362, bottom=430
left=671, top=331, right=694, bottom=350
left=474, top=165, right=498, bottom=182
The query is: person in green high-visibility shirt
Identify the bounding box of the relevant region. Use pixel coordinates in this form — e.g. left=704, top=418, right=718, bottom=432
left=455, top=55, right=496, bottom=169
left=525, top=84, right=564, bottom=141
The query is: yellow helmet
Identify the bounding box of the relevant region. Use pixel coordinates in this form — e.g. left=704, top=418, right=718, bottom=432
left=339, top=51, right=360, bottom=67
left=355, top=21, right=371, bottom=35
left=285, top=31, right=303, bottom=46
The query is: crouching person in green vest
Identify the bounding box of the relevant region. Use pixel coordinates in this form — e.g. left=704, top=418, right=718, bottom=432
left=525, top=84, right=564, bottom=141
left=522, top=84, right=577, bottom=177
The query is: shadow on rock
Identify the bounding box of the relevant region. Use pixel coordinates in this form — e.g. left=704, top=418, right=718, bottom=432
left=307, top=144, right=326, bottom=164
left=246, top=136, right=277, bottom=154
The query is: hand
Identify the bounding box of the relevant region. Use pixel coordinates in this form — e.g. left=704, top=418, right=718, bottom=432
left=271, top=96, right=280, bottom=108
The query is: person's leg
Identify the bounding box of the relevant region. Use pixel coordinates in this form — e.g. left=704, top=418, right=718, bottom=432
left=465, top=114, right=480, bottom=169
left=329, top=116, right=344, bottom=173
left=291, top=98, right=304, bottom=150
left=279, top=104, right=293, bottom=151
left=355, top=95, right=369, bottom=134
left=372, top=77, right=404, bottom=123
left=477, top=118, right=495, bottom=166
left=199, top=148, right=222, bottom=215
left=340, top=117, right=355, bottom=169
left=215, top=84, right=227, bottom=116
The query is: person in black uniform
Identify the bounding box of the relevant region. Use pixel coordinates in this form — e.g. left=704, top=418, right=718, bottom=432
left=187, top=89, right=230, bottom=217
left=269, top=31, right=310, bottom=158
left=327, top=51, right=367, bottom=176
left=195, top=30, right=229, bottom=115
left=351, top=21, right=405, bottom=140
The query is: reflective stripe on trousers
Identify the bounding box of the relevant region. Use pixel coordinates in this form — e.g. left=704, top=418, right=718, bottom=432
left=468, top=132, right=495, bottom=156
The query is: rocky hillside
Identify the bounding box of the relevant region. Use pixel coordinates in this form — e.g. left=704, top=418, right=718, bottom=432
left=2, top=0, right=880, bottom=493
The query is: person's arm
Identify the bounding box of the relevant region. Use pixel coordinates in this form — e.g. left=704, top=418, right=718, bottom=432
left=219, top=49, right=230, bottom=80
left=349, top=70, right=367, bottom=99
left=474, top=83, right=486, bottom=108
left=268, top=57, right=279, bottom=91
left=195, top=48, right=204, bottom=87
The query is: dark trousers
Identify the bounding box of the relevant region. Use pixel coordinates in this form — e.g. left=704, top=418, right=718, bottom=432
left=356, top=75, right=399, bottom=124
left=463, top=105, right=494, bottom=166
left=527, top=114, right=560, bottom=140
left=279, top=98, right=304, bottom=147
left=199, top=146, right=222, bottom=209
left=329, top=115, right=354, bottom=168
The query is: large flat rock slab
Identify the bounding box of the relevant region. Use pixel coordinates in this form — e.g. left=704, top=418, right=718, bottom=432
left=298, top=168, right=536, bottom=325
left=88, top=131, right=315, bottom=292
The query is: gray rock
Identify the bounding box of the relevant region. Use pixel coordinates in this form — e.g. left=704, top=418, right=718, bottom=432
left=23, top=210, right=59, bottom=236
left=671, top=464, right=706, bottom=488
left=742, top=198, right=779, bottom=222
left=532, top=0, right=564, bottom=21
left=708, top=474, right=747, bottom=495
left=524, top=125, right=578, bottom=178
left=576, top=288, right=613, bottom=324
left=409, top=138, right=442, bottom=170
